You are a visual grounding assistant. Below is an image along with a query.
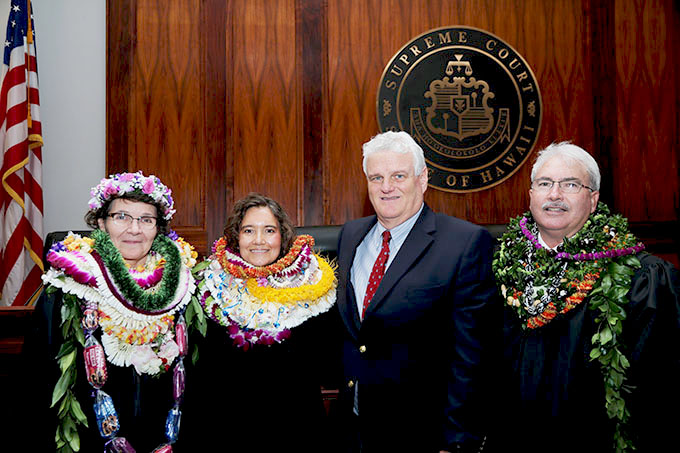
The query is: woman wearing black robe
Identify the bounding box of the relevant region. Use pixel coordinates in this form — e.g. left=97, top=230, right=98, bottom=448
left=184, top=193, right=338, bottom=452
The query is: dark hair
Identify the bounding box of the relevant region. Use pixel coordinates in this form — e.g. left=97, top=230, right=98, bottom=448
left=223, top=193, right=295, bottom=259
left=84, top=192, right=170, bottom=235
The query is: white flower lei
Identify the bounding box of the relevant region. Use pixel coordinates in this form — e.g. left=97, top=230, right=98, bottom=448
left=43, top=232, right=196, bottom=375
left=199, top=246, right=336, bottom=345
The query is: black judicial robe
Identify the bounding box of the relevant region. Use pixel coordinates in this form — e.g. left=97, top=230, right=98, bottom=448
left=496, top=253, right=680, bottom=452
left=182, top=312, right=336, bottom=453
left=24, top=290, right=175, bottom=452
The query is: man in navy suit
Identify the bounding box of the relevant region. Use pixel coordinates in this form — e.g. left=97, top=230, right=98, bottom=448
left=336, top=131, right=498, bottom=452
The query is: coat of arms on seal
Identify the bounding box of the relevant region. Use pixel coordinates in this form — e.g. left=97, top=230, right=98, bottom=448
left=377, top=26, right=542, bottom=192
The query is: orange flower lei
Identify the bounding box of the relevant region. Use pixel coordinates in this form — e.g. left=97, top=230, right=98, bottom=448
left=526, top=272, right=601, bottom=329
left=213, top=234, right=315, bottom=279
left=496, top=203, right=643, bottom=330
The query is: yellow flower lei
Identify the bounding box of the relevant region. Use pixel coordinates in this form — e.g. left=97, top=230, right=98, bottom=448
left=63, top=234, right=95, bottom=252
left=244, top=257, right=336, bottom=304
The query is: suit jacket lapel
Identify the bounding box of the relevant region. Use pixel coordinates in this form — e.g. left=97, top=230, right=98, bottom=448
left=363, top=206, right=436, bottom=318
left=339, top=217, right=376, bottom=337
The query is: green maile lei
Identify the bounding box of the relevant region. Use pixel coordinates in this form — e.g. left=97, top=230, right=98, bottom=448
left=91, top=229, right=180, bottom=312
left=493, top=202, right=644, bottom=452
left=51, top=288, right=88, bottom=453
left=186, top=260, right=210, bottom=363
left=49, top=230, right=197, bottom=452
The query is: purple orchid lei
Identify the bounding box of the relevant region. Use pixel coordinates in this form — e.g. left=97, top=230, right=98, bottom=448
left=129, top=266, right=164, bottom=289
left=47, top=242, right=98, bottom=286
left=519, top=216, right=645, bottom=260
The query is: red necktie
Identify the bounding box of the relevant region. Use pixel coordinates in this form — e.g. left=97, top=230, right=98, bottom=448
left=362, top=230, right=391, bottom=319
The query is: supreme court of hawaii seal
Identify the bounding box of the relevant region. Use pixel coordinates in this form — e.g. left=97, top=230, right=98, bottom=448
left=377, top=26, right=542, bottom=192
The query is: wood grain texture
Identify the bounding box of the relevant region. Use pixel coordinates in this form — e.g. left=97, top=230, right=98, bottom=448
left=231, top=0, right=302, bottom=223
left=614, top=0, right=678, bottom=222
left=591, top=0, right=617, bottom=204
left=106, top=0, right=679, bottom=261
left=203, top=0, right=231, bottom=246
left=106, top=0, right=135, bottom=173
left=299, top=0, right=326, bottom=225
left=130, top=0, right=208, bottom=251
left=107, top=0, right=227, bottom=255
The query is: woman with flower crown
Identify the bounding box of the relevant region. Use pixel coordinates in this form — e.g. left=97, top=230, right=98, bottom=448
left=184, top=193, right=337, bottom=452
left=31, top=172, right=199, bottom=452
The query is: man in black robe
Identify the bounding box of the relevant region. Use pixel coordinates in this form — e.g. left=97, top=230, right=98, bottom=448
left=493, top=142, right=680, bottom=452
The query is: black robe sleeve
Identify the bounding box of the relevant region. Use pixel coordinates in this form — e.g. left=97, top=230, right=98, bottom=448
left=624, top=253, right=680, bottom=451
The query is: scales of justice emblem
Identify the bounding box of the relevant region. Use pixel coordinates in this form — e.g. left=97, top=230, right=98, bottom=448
left=424, top=55, right=498, bottom=141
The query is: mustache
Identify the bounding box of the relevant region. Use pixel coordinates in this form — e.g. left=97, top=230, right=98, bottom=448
left=542, top=201, right=569, bottom=211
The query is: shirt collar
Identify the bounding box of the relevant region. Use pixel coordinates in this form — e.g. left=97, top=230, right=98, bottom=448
left=537, top=231, right=561, bottom=251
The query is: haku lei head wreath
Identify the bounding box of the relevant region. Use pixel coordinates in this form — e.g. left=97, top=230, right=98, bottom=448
left=88, top=171, right=176, bottom=220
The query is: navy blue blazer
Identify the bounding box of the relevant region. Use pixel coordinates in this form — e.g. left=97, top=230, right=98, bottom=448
left=336, top=204, right=499, bottom=452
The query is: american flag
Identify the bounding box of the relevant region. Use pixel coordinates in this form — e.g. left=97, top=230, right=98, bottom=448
left=0, top=0, right=43, bottom=306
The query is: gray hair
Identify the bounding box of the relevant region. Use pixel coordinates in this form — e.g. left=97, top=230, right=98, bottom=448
left=531, top=141, right=601, bottom=190
left=362, top=131, right=426, bottom=176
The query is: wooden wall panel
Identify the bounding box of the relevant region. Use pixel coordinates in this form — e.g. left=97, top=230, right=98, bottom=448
left=107, top=0, right=228, bottom=256
left=299, top=0, right=326, bottom=225
left=231, top=0, right=302, bottom=221
left=325, top=0, right=382, bottom=224
left=130, top=0, right=205, bottom=228
left=106, top=0, right=679, bottom=261
left=614, top=0, right=678, bottom=222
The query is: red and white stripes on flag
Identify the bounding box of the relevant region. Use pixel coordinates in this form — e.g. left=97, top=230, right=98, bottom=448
left=0, top=1, right=44, bottom=306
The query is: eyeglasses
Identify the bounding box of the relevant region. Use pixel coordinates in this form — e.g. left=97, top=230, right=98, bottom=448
left=107, top=212, right=158, bottom=229
left=531, top=179, right=595, bottom=194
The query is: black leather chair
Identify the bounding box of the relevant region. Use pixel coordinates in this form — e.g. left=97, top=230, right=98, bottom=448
left=296, top=225, right=342, bottom=261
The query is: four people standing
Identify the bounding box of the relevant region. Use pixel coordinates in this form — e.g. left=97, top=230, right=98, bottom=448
left=34, top=135, right=678, bottom=452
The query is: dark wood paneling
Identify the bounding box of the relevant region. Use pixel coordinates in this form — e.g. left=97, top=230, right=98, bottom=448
left=613, top=0, right=679, bottom=222
left=591, top=0, right=617, bottom=205
left=106, top=0, right=135, bottom=172
left=298, top=0, right=326, bottom=225
left=231, top=0, right=301, bottom=222
left=630, top=221, right=680, bottom=268
left=107, top=0, right=228, bottom=256
left=130, top=0, right=208, bottom=252
left=106, top=0, right=679, bottom=262
left=203, top=0, right=230, bottom=248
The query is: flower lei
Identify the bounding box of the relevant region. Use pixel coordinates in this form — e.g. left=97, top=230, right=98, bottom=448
left=213, top=234, right=314, bottom=279
left=91, top=229, right=182, bottom=312
left=197, top=234, right=337, bottom=350
left=88, top=171, right=176, bottom=220
left=493, top=202, right=644, bottom=452
left=45, top=230, right=199, bottom=453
